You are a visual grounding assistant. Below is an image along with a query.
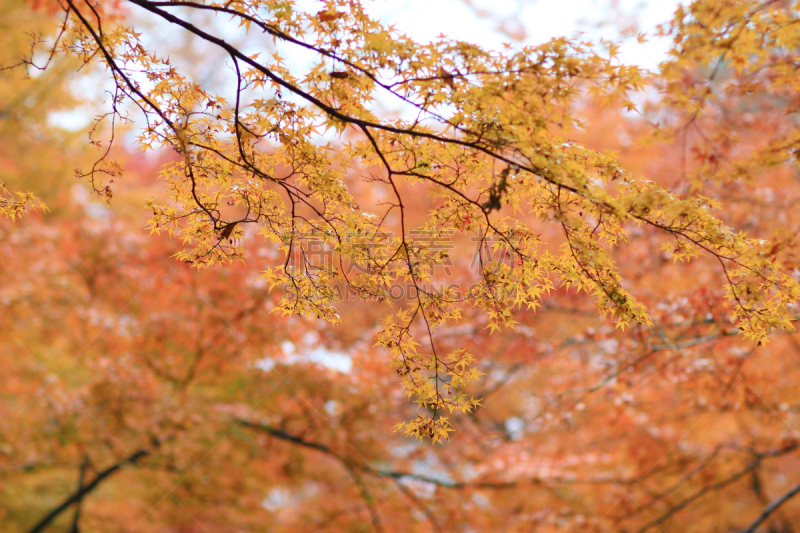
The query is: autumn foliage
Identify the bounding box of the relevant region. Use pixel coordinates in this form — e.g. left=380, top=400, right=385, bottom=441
left=3, top=0, right=800, bottom=531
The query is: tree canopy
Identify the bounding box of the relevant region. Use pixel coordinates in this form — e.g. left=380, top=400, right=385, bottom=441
left=3, top=0, right=800, bottom=531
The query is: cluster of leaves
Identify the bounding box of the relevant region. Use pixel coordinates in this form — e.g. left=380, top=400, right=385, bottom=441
left=5, top=0, right=800, bottom=530
left=0, top=181, right=44, bottom=220
left=15, top=0, right=797, bottom=440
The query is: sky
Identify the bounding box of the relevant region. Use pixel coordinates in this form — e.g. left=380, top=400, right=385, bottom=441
left=367, top=0, right=683, bottom=69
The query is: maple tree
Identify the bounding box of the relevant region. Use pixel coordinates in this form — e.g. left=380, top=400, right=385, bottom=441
left=4, top=0, right=800, bottom=531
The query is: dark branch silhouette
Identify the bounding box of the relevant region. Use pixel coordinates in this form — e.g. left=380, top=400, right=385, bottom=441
left=28, top=450, right=148, bottom=533
left=741, top=479, right=800, bottom=533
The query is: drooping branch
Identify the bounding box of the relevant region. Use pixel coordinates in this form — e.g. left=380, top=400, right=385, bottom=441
left=50, top=0, right=800, bottom=442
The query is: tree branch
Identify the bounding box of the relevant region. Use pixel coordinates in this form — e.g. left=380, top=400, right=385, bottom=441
left=28, top=450, right=148, bottom=533
left=68, top=454, right=90, bottom=533
left=741, top=479, right=800, bottom=533
left=238, top=419, right=631, bottom=489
